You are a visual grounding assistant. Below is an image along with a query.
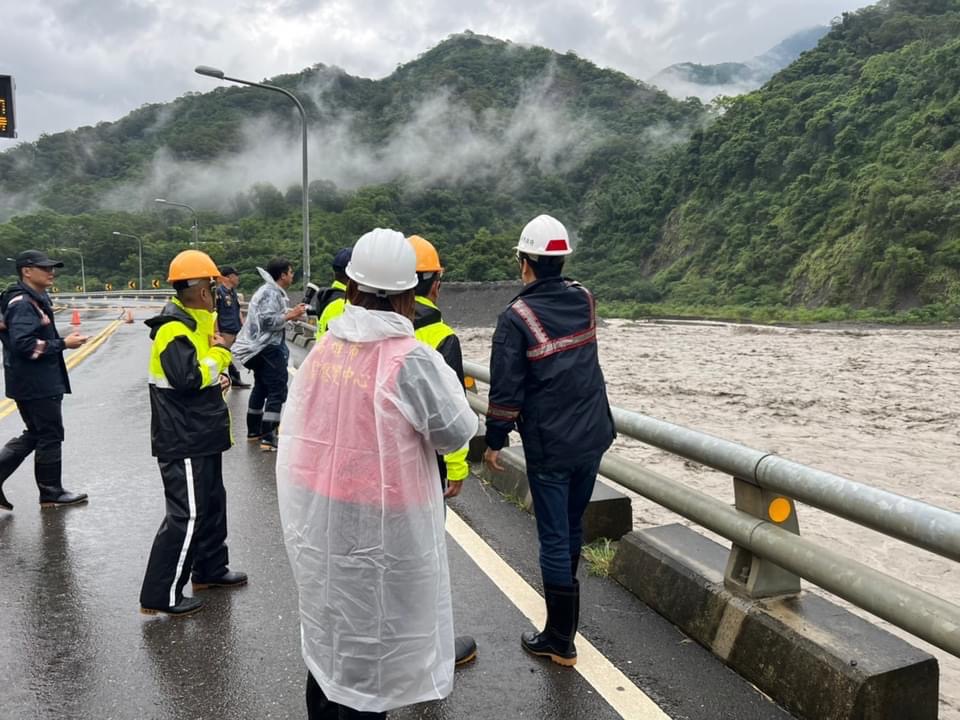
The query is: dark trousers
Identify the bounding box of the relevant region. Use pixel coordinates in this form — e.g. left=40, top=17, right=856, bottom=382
left=0, top=396, right=65, bottom=494
left=306, top=671, right=386, bottom=720
left=527, top=454, right=602, bottom=587
left=140, top=454, right=229, bottom=609
left=245, top=343, right=289, bottom=435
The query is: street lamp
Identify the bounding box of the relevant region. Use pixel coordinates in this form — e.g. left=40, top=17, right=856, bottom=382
left=53, top=247, right=85, bottom=293
left=112, top=231, right=143, bottom=292
left=155, top=198, right=199, bottom=246
left=196, top=64, right=311, bottom=289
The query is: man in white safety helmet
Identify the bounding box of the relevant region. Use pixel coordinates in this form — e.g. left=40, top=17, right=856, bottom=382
left=483, top=214, right=616, bottom=668
left=276, top=228, right=477, bottom=719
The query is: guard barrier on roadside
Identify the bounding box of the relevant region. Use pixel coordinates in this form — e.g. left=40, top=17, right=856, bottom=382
left=462, top=359, right=960, bottom=660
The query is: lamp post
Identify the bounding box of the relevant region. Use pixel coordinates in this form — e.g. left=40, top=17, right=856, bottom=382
left=196, top=64, right=310, bottom=289
left=112, top=231, right=143, bottom=291
left=53, top=247, right=85, bottom=293
left=155, top=198, right=199, bottom=246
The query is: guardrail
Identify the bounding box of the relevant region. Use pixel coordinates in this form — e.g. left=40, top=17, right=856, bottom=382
left=54, top=290, right=174, bottom=301
left=461, top=358, right=960, bottom=659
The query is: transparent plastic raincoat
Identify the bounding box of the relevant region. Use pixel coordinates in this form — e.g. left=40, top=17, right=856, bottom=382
left=230, top=267, right=289, bottom=367
left=277, top=303, right=477, bottom=713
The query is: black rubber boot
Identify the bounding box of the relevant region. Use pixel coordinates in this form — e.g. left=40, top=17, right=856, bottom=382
left=246, top=412, right=263, bottom=439
left=140, top=595, right=205, bottom=617
left=0, top=441, right=33, bottom=511
left=192, top=570, right=248, bottom=590
left=36, top=460, right=88, bottom=508
left=521, top=582, right=579, bottom=666
left=455, top=635, right=478, bottom=667
left=259, top=421, right=278, bottom=452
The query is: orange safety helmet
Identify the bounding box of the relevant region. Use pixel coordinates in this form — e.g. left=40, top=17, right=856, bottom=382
left=167, top=249, right=221, bottom=283
left=407, top=235, right=443, bottom=274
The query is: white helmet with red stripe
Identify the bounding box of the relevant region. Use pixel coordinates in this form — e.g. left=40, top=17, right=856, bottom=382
left=516, top=214, right=573, bottom=257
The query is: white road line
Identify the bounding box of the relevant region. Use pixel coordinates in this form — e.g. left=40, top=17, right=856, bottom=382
left=445, top=509, right=671, bottom=720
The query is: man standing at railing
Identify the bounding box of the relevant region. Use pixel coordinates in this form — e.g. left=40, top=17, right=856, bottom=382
left=313, top=247, right=351, bottom=339
left=215, top=265, right=250, bottom=389
left=483, top=214, right=615, bottom=668
left=408, top=233, right=477, bottom=668
left=230, top=258, right=307, bottom=451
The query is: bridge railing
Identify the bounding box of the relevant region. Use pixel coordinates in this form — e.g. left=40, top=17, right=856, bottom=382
left=462, top=358, right=960, bottom=659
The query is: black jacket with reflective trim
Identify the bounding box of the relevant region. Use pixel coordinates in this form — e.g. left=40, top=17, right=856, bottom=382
left=0, top=282, right=71, bottom=401
left=146, top=302, right=232, bottom=461
left=485, top=276, right=615, bottom=470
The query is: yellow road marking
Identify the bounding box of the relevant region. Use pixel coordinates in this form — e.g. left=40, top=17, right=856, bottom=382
left=0, top=319, right=124, bottom=421
left=445, top=510, right=671, bottom=720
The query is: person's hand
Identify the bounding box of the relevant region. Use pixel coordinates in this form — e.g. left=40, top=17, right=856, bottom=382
left=483, top=448, right=504, bottom=472
left=63, top=332, right=89, bottom=349
left=218, top=373, right=231, bottom=392
left=285, top=304, right=308, bottom=321
left=444, top=480, right=464, bottom=499
left=212, top=332, right=228, bottom=348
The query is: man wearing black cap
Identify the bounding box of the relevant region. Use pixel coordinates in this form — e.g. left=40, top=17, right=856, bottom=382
left=0, top=250, right=89, bottom=512
left=314, top=247, right=352, bottom=339
left=215, top=266, right=250, bottom=388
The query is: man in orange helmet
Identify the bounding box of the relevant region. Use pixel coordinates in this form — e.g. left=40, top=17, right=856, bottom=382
left=408, top=234, right=478, bottom=668
left=139, top=249, right=247, bottom=617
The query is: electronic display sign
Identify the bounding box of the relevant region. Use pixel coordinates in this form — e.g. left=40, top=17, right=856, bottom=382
left=0, top=75, right=15, bottom=139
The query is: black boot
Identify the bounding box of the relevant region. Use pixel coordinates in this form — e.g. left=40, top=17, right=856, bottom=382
left=192, top=570, right=248, bottom=590
left=521, top=582, right=579, bottom=666
left=455, top=635, right=477, bottom=667
left=0, top=440, right=34, bottom=512
left=140, top=596, right=205, bottom=617
left=246, top=412, right=263, bottom=440
left=259, top=421, right=278, bottom=452
left=36, top=460, right=88, bottom=508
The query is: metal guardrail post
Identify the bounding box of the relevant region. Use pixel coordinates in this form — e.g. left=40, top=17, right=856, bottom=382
left=725, top=477, right=801, bottom=598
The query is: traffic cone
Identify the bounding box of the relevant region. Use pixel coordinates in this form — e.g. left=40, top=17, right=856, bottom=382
left=70, top=309, right=81, bottom=326
left=124, top=309, right=134, bottom=324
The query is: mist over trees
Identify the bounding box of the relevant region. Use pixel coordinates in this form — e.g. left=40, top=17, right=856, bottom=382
left=1, top=0, right=959, bottom=321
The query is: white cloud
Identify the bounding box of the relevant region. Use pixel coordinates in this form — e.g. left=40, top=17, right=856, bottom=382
left=0, top=0, right=875, bottom=144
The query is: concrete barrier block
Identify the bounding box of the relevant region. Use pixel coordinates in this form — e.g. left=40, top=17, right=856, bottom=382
left=479, top=447, right=632, bottom=541
left=612, top=524, right=939, bottom=720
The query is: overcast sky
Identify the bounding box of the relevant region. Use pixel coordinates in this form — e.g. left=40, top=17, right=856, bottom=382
left=1, top=0, right=874, bottom=145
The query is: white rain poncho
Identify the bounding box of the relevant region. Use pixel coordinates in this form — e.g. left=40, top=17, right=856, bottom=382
left=276, top=303, right=477, bottom=714
left=230, top=267, right=289, bottom=366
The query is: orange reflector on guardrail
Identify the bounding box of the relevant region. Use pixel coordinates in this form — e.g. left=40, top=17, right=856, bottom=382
left=768, top=497, right=792, bottom=523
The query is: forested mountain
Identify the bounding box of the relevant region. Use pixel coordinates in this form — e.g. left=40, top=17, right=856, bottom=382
left=0, top=31, right=701, bottom=294
left=1, top=0, right=959, bottom=321
left=650, top=26, right=829, bottom=103
left=596, top=0, right=960, bottom=316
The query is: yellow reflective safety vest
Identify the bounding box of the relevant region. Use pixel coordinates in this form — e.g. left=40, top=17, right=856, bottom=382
left=414, top=296, right=469, bottom=482
left=146, top=297, right=233, bottom=460
left=316, top=281, right=347, bottom=340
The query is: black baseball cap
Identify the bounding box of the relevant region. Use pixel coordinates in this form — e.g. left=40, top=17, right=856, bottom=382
left=14, top=250, right=64, bottom=269
left=332, top=248, right=352, bottom=271
left=218, top=265, right=239, bottom=277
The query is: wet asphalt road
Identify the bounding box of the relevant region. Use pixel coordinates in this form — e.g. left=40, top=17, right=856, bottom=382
left=0, top=310, right=793, bottom=720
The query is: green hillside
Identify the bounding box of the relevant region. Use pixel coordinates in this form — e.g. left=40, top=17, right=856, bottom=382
left=0, top=32, right=700, bottom=295
left=594, top=0, right=960, bottom=319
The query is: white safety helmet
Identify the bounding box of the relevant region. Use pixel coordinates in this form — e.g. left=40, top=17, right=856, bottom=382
left=346, top=228, right=418, bottom=295
left=515, top=214, right=573, bottom=257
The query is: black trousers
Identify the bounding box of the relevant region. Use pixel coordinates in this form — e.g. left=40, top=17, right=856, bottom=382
left=306, top=671, right=386, bottom=720
left=0, top=396, right=65, bottom=489
left=245, top=343, right=289, bottom=435
left=140, top=454, right=229, bottom=609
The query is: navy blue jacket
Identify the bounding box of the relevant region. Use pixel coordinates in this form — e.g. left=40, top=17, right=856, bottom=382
left=216, top=284, right=243, bottom=335
left=485, top=277, right=615, bottom=470
left=0, top=282, right=71, bottom=401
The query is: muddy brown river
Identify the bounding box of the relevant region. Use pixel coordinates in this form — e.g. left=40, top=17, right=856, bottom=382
left=459, top=319, right=960, bottom=719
